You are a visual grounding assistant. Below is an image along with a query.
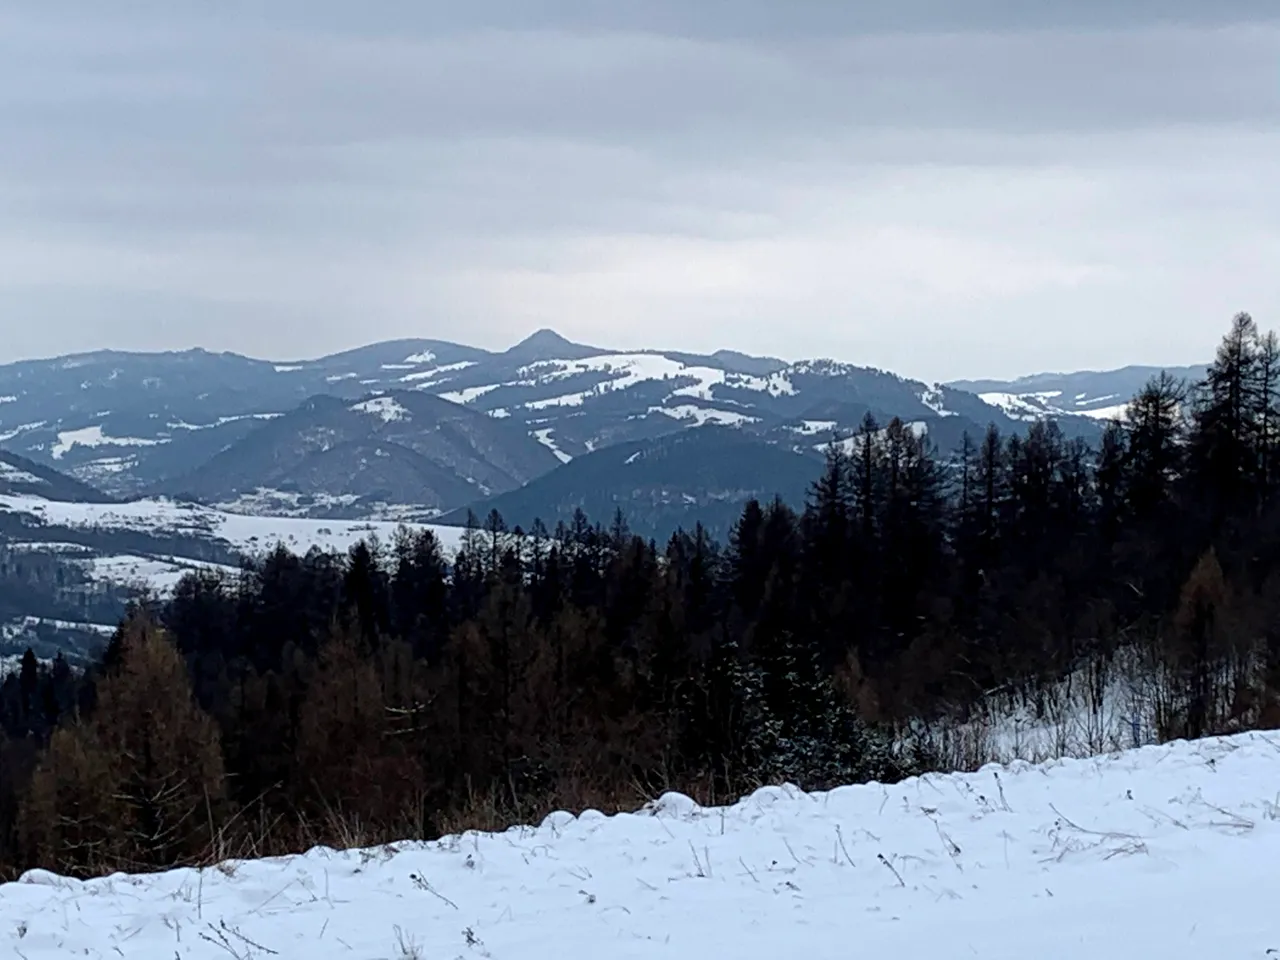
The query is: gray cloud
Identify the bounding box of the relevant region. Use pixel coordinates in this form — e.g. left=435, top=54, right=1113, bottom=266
left=0, top=2, right=1277, bottom=380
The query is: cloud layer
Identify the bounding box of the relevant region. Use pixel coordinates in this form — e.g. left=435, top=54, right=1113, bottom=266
left=1, top=2, right=1277, bottom=380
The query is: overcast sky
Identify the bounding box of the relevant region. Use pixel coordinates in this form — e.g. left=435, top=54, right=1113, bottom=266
left=1, top=2, right=1277, bottom=381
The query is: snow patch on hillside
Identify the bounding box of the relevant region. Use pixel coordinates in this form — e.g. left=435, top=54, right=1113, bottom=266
left=981, top=391, right=1129, bottom=423
left=919, top=385, right=957, bottom=417
left=402, top=360, right=477, bottom=385
left=0, top=422, right=46, bottom=443
left=792, top=420, right=838, bottom=436
left=0, top=460, right=46, bottom=486
left=1, top=618, right=116, bottom=647
left=51, top=426, right=163, bottom=460
left=1076, top=401, right=1129, bottom=421
left=652, top=405, right=758, bottom=427
left=439, top=352, right=801, bottom=412
left=0, top=493, right=468, bottom=567
left=815, top=421, right=928, bottom=455
left=167, top=413, right=282, bottom=432
left=351, top=396, right=410, bottom=423
left=440, top=383, right=502, bottom=404
left=979, top=391, right=1064, bottom=420
left=533, top=428, right=573, bottom=464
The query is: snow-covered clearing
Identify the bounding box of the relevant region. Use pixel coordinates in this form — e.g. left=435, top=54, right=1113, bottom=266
left=791, top=420, right=838, bottom=436
left=401, top=360, right=477, bottom=385
left=814, top=421, right=928, bottom=456
left=651, top=405, right=758, bottom=427
left=50, top=426, right=163, bottom=460
left=918, top=385, right=957, bottom=417
left=0, top=422, right=46, bottom=443
left=84, top=554, right=243, bottom=594
left=351, top=396, right=411, bottom=423
left=533, top=428, right=573, bottom=464
left=3, top=732, right=1278, bottom=958
left=0, top=493, right=466, bottom=558
left=167, top=414, right=282, bottom=432
left=979, top=390, right=1129, bottom=424
left=0, top=460, right=46, bottom=486
left=438, top=352, right=802, bottom=412
left=0, top=493, right=469, bottom=598
left=440, top=383, right=502, bottom=404
left=1, top=618, right=116, bottom=646
left=1076, top=402, right=1130, bottom=421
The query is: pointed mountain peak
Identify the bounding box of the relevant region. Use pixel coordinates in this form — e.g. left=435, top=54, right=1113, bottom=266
left=504, top=328, right=604, bottom=362
left=517, top=327, right=572, bottom=347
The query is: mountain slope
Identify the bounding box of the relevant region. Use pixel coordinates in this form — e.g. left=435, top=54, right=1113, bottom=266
left=949, top=364, right=1207, bottom=423
left=441, top=427, right=823, bottom=541
left=2, top=330, right=1134, bottom=516
left=154, top=391, right=562, bottom=518
left=0, top=451, right=112, bottom=502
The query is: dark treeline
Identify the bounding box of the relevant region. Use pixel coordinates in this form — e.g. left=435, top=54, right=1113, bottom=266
left=3, top=313, right=1280, bottom=879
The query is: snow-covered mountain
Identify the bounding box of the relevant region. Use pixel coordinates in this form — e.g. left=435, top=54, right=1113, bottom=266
left=2, top=730, right=1276, bottom=958
left=0, top=329, right=1040, bottom=516
left=151, top=391, right=561, bottom=520
left=949, top=364, right=1207, bottom=424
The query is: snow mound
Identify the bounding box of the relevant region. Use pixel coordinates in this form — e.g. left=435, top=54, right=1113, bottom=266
left=3, top=732, right=1278, bottom=957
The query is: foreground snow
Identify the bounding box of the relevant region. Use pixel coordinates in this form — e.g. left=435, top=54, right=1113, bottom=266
left=3, top=733, right=1278, bottom=959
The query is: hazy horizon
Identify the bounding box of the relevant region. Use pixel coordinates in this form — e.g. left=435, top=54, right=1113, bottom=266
left=0, top=322, right=1215, bottom=387
left=3, top=2, right=1277, bottom=381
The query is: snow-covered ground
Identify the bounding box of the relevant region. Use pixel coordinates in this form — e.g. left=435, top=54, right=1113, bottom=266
left=0, top=617, right=116, bottom=644
left=82, top=554, right=242, bottom=594
left=0, top=492, right=469, bottom=603
left=2, top=731, right=1278, bottom=958
left=910, top=647, right=1232, bottom=773
left=0, top=493, right=467, bottom=559
left=979, top=390, right=1129, bottom=424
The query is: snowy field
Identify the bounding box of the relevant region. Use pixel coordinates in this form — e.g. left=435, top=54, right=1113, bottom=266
left=0, top=493, right=468, bottom=558
left=2, top=732, right=1278, bottom=958
left=0, top=492, right=475, bottom=650
left=0, top=492, right=470, bottom=605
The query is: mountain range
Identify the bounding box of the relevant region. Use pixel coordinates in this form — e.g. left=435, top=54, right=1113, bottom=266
left=0, top=328, right=1210, bottom=653
left=0, top=328, right=1133, bottom=534
left=951, top=365, right=1207, bottom=424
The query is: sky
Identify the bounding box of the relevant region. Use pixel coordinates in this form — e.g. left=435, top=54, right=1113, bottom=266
left=1, top=2, right=1277, bottom=382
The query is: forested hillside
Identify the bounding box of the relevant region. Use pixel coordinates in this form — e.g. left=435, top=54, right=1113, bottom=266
left=2, top=313, right=1277, bottom=880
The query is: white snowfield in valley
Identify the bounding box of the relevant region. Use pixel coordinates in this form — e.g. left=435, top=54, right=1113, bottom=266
left=3, top=733, right=1279, bottom=959
left=0, top=493, right=468, bottom=559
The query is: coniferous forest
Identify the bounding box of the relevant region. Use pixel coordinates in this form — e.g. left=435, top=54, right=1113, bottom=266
left=3, top=314, right=1280, bottom=879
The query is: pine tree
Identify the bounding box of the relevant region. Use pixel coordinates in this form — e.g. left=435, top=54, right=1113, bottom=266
left=1188, top=313, right=1264, bottom=521
left=1125, top=371, right=1187, bottom=523
left=1256, top=330, right=1280, bottom=506
left=1095, top=420, right=1128, bottom=544
left=1163, top=549, right=1232, bottom=740
left=22, top=613, right=226, bottom=874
